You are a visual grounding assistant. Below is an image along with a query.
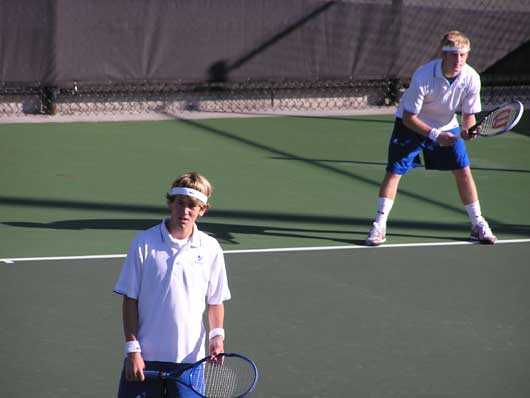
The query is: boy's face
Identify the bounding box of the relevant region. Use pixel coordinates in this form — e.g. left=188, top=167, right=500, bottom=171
left=442, top=50, right=468, bottom=78
left=168, top=195, right=207, bottom=229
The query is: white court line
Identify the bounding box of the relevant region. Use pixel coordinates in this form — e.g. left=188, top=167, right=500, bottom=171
left=0, top=254, right=126, bottom=264
left=224, top=238, right=530, bottom=254
left=1, top=239, right=529, bottom=264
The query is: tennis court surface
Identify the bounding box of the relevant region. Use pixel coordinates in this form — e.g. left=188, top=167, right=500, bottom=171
left=1, top=113, right=530, bottom=397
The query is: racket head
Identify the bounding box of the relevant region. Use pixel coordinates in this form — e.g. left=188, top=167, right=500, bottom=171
left=189, top=353, right=258, bottom=398
left=475, top=101, right=524, bottom=137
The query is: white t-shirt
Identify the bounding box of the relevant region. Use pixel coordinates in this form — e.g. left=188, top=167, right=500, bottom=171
left=396, top=59, right=481, bottom=130
left=113, top=219, right=231, bottom=363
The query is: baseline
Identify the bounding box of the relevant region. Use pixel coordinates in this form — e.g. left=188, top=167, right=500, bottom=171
left=1, top=238, right=529, bottom=263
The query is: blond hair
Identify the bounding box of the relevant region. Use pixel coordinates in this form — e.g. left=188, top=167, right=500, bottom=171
left=439, top=30, right=471, bottom=52
left=166, top=171, right=212, bottom=206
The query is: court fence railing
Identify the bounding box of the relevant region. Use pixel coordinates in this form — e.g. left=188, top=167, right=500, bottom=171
left=1, top=78, right=529, bottom=117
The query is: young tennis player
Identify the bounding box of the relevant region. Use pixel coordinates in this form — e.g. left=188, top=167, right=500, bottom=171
left=113, top=172, right=231, bottom=398
left=366, top=31, right=497, bottom=246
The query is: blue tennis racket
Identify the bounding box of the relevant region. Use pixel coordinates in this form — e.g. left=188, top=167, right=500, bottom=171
left=144, top=353, right=258, bottom=398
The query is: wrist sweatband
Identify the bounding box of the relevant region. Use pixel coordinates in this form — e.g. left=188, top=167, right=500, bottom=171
left=125, top=340, right=141, bottom=355
left=209, top=328, right=225, bottom=340
left=428, top=128, right=441, bottom=142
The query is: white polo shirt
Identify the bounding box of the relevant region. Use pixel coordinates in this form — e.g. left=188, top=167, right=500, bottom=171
left=396, top=59, right=481, bottom=130
left=113, top=219, right=231, bottom=363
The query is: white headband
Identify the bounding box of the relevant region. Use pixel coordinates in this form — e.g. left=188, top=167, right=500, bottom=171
left=169, top=187, right=208, bottom=204
left=442, top=45, right=469, bottom=53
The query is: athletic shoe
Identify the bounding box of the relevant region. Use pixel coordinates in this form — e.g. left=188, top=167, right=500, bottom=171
left=470, top=220, right=497, bottom=244
left=365, top=222, right=386, bottom=246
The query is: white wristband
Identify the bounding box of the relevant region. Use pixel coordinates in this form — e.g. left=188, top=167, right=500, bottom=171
left=428, top=128, right=441, bottom=142
left=124, top=340, right=141, bottom=355
left=209, top=328, right=225, bottom=341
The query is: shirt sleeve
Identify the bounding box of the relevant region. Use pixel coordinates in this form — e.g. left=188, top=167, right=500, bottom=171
left=461, top=72, right=481, bottom=115
left=400, top=68, right=425, bottom=116
left=206, top=244, right=231, bottom=305
left=113, top=236, right=143, bottom=299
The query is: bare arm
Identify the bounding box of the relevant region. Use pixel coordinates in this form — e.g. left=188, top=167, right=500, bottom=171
left=460, top=112, right=477, bottom=140
left=208, top=303, right=225, bottom=357
left=402, top=111, right=460, bottom=146
left=122, top=296, right=145, bottom=381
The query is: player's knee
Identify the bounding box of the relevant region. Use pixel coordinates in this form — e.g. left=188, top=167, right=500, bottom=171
left=452, top=166, right=474, bottom=182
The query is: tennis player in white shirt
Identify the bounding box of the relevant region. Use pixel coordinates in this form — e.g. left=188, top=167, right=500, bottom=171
left=366, top=31, right=496, bottom=246
left=114, top=172, right=231, bottom=398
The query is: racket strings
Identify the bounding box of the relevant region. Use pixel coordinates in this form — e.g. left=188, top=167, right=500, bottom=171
left=480, top=106, right=519, bottom=136
left=192, top=357, right=256, bottom=398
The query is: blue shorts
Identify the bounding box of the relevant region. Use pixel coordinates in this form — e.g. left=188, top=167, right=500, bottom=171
left=117, top=361, right=202, bottom=398
left=386, top=118, right=470, bottom=175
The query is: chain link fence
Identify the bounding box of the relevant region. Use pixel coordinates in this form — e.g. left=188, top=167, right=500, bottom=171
left=1, top=78, right=529, bottom=118
left=0, top=79, right=393, bottom=117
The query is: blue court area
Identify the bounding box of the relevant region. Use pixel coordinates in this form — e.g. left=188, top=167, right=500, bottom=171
left=1, top=114, right=530, bottom=397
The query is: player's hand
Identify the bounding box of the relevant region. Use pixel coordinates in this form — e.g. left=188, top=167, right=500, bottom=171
left=461, top=128, right=478, bottom=141
left=209, top=335, right=224, bottom=359
left=436, top=131, right=460, bottom=147
left=125, top=352, right=145, bottom=381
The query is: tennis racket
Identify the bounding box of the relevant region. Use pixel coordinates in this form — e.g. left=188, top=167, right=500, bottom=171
left=143, top=353, right=258, bottom=398
left=467, top=101, right=524, bottom=137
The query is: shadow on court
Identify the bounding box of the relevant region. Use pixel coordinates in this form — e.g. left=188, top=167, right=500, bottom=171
left=4, top=218, right=530, bottom=246
left=269, top=156, right=530, bottom=174
left=173, top=117, right=522, bottom=231
left=1, top=112, right=527, bottom=240
left=1, top=114, right=529, bottom=398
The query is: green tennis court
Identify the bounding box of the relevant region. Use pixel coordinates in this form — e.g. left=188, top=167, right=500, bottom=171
left=1, top=113, right=530, bottom=397
left=1, top=114, right=529, bottom=258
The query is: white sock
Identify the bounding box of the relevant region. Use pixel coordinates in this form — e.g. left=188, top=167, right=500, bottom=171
left=375, top=197, right=394, bottom=227
left=465, top=201, right=484, bottom=226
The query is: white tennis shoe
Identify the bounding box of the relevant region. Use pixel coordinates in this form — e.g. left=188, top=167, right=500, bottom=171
left=365, top=222, right=386, bottom=246
left=470, top=219, right=497, bottom=244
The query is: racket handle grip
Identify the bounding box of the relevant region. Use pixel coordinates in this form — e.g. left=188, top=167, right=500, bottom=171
left=143, top=370, right=166, bottom=380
